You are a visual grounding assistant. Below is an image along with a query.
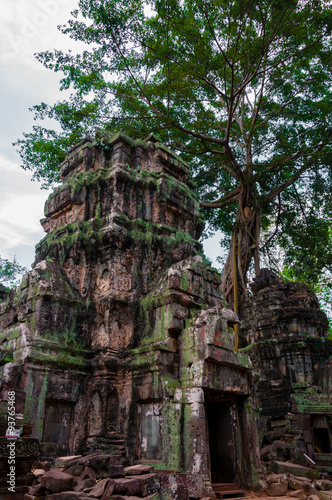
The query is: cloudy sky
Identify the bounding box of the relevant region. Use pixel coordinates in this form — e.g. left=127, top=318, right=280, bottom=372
left=0, top=0, right=222, bottom=276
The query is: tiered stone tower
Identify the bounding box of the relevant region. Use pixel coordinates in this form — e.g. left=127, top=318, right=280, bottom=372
left=242, top=270, right=332, bottom=472
left=0, top=133, right=261, bottom=498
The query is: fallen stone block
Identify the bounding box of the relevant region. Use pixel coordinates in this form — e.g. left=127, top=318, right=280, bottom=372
left=137, top=473, right=160, bottom=496
left=261, top=441, right=289, bottom=461
left=55, top=456, right=82, bottom=468
left=116, top=495, right=160, bottom=500
left=307, top=485, right=320, bottom=496
left=266, top=473, right=288, bottom=485
left=316, top=481, right=332, bottom=492
left=73, top=478, right=95, bottom=492
left=268, top=482, right=288, bottom=496
left=289, top=489, right=307, bottom=499
left=65, top=464, right=85, bottom=477
left=106, top=496, right=141, bottom=500
left=318, top=492, right=332, bottom=500
left=112, top=474, right=160, bottom=497
left=68, top=455, right=125, bottom=479
left=34, top=468, right=47, bottom=478
left=79, top=467, right=96, bottom=482
left=27, top=472, right=36, bottom=485
left=124, top=464, right=154, bottom=475
left=29, top=483, right=48, bottom=496
left=36, top=461, right=52, bottom=472
left=41, top=470, right=75, bottom=493
left=113, top=478, right=142, bottom=496
left=255, top=479, right=268, bottom=492
left=271, top=461, right=320, bottom=480
left=288, top=477, right=308, bottom=490
left=45, top=492, right=92, bottom=499
left=85, top=478, right=110, bottom=497
left=100, top=479, right=116, bottom=500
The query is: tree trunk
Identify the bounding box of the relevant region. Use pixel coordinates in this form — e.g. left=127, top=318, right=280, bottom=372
left=221, top=191, right=261, bottom=343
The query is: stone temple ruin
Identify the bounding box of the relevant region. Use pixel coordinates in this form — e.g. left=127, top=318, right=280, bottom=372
left=0, top=133, right=331, bottom=499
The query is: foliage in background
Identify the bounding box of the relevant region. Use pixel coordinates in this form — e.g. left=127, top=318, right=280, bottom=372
left=0, top=256, right=27, bottom=288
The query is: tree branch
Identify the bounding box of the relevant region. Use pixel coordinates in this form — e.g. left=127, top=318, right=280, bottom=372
left=199, top=186, right=241, bottom=208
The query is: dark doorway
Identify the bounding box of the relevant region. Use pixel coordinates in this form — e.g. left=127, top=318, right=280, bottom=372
left=206, top=397, right=243, bottom=484
left=313, top=428, right=331, bottom=453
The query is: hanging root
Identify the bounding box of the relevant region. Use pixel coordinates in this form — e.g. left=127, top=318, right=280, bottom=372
left=221, top=209, right=261, bottom=323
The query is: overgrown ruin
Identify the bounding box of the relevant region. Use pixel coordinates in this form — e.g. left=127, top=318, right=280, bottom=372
left=0, top=133, right=331, bottom=500
left=242, top=270, right=332, bottom=471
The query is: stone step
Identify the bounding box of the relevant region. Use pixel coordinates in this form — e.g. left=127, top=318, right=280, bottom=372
left=317, top=465, right=332, bottom=474
left=214, top=489, right=246, bottom=499
left=314, top=453, right=332, bottom=465
left=271, top=419, right=288, bottom=428
left=212, top=483, right=238, bottom=491
left=212, top=484, right=246, bottom=499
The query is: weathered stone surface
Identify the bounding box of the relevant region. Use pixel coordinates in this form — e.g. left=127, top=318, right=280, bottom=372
left=157, top=472, right=202, bottom=498
left=271, top=462, right=320, bottom=480
left=40, top=470, right=75, bottom=493
left=268, top=482, right=288, bottom=496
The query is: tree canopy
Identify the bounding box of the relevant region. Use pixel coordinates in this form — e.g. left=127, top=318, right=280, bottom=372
left=15, top=0, right=332, bottom=319
left=0, top=256, right=27, bottom=287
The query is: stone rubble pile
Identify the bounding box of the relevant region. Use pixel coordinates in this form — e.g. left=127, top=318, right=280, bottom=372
left=24, top=453, right=206, bottom=500
left=259, top=461, right=332, bottom=500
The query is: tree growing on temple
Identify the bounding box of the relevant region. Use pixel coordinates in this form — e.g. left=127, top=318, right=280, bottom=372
left=15, top=0, right=332, bottom=317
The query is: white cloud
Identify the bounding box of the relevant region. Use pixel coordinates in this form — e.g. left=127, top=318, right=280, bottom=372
left=0, top=155, right=50, bottom=267
left=0, top=2, right=77, bottom=272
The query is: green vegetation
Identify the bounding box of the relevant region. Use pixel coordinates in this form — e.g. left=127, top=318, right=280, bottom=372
left=14, top=0, right=332, bottom=312
left=0, top=255, right=27, bottom=287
